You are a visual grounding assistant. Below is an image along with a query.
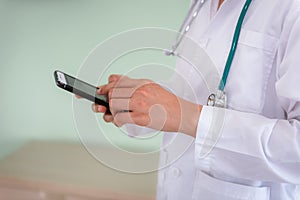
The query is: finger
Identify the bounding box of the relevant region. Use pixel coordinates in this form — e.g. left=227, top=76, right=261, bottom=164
left=114, top=112, right=150, bottom=127
left=110, top=98, right=131, bottom=115
left=113, top=112, right=135, bottom=127
left=97, top=105, right=107, bottom=113
left=109, top=87, right=135, bottom=99
left=96, top=75, right=123, bottom=96
left=103, top=113, right=114, bottom=123
left=113, top=76, right=143, bottom=88
left=75, top=94, right=82, bottom=99
left=114, top=105, right=167, bottom=130
left=108, top=74, right=123, bottom=83
left=109, top=93, right=150, bottom=114
left=92, top=103, right=107, bottom=113
left=103, top=77, right=152, bottom=95
left=98, top=82, right=117, bottom=95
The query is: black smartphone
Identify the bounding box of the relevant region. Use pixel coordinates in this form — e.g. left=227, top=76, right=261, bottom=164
left=54, top=70, right=109, bottom=110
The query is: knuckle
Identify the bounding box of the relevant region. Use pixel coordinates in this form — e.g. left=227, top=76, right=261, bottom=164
left=108, top=74, right=119, bottom=82
left=135, top=87, right=148, bottom=98
left=132, top=97, right=146, bottom=108
left=139, top=114, right=150, bottom=127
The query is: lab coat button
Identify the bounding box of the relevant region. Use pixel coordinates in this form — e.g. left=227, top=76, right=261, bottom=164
left=171, top=167, right=181, bottom=178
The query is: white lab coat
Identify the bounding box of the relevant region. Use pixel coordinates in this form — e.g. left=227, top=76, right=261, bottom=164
left=129, top=0, right=300, bottom=199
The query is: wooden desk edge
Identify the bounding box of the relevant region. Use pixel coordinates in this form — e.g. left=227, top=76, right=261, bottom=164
left=0, top=176, right=155, bottom=200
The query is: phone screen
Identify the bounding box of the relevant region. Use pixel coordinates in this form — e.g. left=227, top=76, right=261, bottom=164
left=55, top=71, right=108, bottom=107
left=68, top=75, right=107, bottom=102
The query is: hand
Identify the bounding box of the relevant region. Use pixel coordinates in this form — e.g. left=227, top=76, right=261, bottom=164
left=93, top=74, right=202, bottom=137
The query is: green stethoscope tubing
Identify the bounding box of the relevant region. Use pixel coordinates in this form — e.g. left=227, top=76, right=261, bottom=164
left=167, top=0, right=254, bottom=107
left=218, top=0, right=253, bottom=91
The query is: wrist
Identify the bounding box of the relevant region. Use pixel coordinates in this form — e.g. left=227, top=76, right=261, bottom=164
left=178, top=98, right=202, bottom=137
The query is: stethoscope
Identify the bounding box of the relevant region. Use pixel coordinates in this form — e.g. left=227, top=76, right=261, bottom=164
left=165, top=0, right=253, bottom=108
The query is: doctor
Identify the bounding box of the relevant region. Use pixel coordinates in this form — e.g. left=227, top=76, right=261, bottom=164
left=92, top=0, right=300, bottom=199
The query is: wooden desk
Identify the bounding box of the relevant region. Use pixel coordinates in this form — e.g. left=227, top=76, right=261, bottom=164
left=0, top=141, right=158, bottom=200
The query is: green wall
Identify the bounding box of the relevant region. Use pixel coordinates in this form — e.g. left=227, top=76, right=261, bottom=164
left=0, top=0, right=189, bottom=159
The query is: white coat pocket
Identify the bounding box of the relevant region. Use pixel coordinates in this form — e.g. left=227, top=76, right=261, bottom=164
left=192, top=171, right=270, bottom=200
left=225, top=29, right=279, bottom=113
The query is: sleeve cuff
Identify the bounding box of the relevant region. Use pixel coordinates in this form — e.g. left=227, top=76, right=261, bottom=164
left=195, top=105, right=225, bottom=159
left=196, top=105, right=214, bottom=144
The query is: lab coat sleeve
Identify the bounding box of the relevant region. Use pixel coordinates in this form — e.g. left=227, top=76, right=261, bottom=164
left=195, top=13, right=300, bottom=184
